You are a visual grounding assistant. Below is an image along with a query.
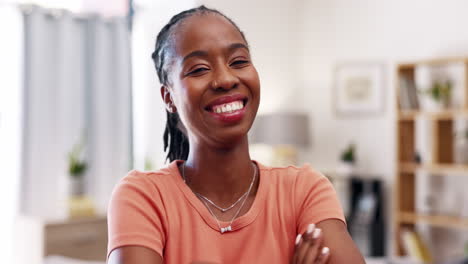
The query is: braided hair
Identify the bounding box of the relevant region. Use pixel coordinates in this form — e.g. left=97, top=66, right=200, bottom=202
left=151, top=5, right=248, bottom=162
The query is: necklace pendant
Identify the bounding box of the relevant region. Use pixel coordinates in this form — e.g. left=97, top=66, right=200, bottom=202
left=220, top=225, right=232, bottom=234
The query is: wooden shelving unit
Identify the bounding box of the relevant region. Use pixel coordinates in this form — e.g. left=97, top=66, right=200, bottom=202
left=399, top=162, right=468, bottom=174
left=399, top=110, right=468, bottom=120
left=398, top=212, right=468, bottom=229
left=395, top=57, right=468, bottom=256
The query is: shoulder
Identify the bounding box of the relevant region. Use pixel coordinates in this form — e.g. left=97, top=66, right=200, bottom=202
left=109, top=163, right=179, bottom=212
left=112, top=165, right=175, bottom=195
left=259, top=162, right=343, bottom=226
left=107, top=168, right=175, bottom=260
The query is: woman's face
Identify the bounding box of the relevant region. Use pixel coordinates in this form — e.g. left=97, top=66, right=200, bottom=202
left=163, top=14, right=260, bottom=148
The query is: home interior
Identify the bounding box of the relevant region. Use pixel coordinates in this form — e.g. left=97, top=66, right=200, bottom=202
left=1, top=0, right=468, bottom=263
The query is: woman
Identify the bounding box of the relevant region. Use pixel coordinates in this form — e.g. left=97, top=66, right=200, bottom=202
left=107, top=6, right=365, bottom=264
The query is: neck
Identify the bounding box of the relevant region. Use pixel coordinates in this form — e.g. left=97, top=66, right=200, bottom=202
left=183, top=136, right=256, bottom=204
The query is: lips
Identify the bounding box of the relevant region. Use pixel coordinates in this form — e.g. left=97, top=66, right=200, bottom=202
left=204, top=94, right=249, bottom=123
left=211, top=100, right=244, bottom=114
left=205, top=94, right=248, bottom=112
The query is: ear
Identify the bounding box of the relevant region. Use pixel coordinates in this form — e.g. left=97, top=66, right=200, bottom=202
left=160, top=85, right=177, bottom=113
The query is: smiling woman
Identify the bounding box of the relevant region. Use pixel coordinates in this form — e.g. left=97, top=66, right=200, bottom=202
left=107, top=5, right=365, bottom=264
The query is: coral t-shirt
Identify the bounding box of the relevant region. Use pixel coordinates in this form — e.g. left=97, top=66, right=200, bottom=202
left=107, top=160, right=345, bottom=263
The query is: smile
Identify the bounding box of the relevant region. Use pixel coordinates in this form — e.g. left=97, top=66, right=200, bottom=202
left=211, top=100, right=244, bottom=114
left=205, top=95, right=249, bottom=123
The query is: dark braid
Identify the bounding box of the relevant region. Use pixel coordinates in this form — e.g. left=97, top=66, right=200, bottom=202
left=163, top=111, right=189, bottom=163
left=151, top=5, right=248, bottom=162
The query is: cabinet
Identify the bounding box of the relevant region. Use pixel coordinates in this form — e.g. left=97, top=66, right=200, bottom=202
left=395, top=57, right=468, bottom=255
left=44, top=216, right=108, bottom=261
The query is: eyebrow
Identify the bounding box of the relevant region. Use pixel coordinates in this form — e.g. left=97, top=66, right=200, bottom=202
left=182, top=50, right=209, bottom=64
left=227, top=43, right=250, bottom=53
left=181, top=43, right=250, bottom=63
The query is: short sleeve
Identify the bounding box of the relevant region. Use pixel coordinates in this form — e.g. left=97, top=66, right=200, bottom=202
left=107, top=171, right=167, bottom=258
left=294, top=165, right=346, bottom=234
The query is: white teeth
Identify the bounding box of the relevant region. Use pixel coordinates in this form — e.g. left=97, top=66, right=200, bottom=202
left=212, top=100, right=245, bottom=114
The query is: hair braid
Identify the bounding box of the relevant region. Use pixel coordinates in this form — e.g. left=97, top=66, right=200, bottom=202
left=152, top=5, right=248, bottom=162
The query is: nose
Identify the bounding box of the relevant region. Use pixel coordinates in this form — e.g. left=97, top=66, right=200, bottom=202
left=210, top=64, right=239, bottom=91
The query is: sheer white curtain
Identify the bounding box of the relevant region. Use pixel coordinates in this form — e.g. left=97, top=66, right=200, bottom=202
left=21, top=6, right=132, bottom=219
left=0, top=5, right=24, bottom=263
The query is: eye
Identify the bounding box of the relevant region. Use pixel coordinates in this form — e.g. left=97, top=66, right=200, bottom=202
left=230, top=60, right=250, bottom=68
left=187, top=67, right=209, bottom=76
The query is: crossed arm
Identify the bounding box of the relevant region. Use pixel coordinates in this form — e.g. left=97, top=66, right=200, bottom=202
left=298, top=219, right=365, bottom=264
left=108, top=219, right=365, bottom=264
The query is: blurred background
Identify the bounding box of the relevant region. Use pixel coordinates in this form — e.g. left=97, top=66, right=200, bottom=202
left=1, top=0, right=468, bottom=263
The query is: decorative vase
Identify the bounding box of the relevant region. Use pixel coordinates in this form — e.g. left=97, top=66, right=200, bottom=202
left=336, top=161, right=355, bottom=178
left=70, top=176, right=85, bottom=197
left=422, top=97, right=447, bottom=111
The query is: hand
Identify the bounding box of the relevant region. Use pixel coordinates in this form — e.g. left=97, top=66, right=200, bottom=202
left=292, top=223, right=330, bottom=264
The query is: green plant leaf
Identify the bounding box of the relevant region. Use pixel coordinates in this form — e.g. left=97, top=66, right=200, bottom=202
left=341, top=143, right=356, bottom=163
left=68, top=139, right=87, bottom=178
left=426, top=80, right=452, bottom=102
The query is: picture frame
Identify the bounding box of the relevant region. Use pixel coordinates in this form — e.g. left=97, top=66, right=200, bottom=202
left=334, top=63, right=385, bottom=117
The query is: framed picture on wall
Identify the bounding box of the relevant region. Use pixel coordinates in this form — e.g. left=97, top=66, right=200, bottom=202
left=334, top=63, right=385, bottom=117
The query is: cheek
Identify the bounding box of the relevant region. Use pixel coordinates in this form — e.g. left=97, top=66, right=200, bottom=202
left=175, top=79, right=207, bottom=127
left=242, top=67, right=261, bottom=94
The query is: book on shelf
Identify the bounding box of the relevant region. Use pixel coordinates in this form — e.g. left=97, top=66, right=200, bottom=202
left=399, top=77, right=420, bottom=110
left=400, top=229, right=433, bottom=263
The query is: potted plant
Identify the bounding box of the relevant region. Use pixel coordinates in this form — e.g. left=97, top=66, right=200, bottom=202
left=68, top=142, right=87, bottom=196
left=420, top=80, right=452, bottom=111
left=455, top=129, right=468, bottom=165
left=337, top=143, right=356, bottom=177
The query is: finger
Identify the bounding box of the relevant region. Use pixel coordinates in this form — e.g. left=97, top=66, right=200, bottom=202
left=291, top=234, right=303, bottom=264
left=294, top=224, right=315, bottom=263
left=302, top=228, right=323, bottom=264
left=314, top=247, right=330, bottom=264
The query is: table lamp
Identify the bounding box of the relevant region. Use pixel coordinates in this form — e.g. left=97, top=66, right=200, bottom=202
left=249, top=113, right=310, bottom=166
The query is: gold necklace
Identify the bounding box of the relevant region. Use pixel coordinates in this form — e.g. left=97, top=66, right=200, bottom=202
left=182, top=162, right=257, bottom=233
left=182, top=162, right=256, bottom=212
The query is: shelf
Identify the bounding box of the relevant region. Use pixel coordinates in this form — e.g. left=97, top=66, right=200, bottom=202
left=399, top=162, right=468, bottom=174
left=398, top=63, right=417, bottom=70
left=398, top=57, right=468, bottom=68
left=395, top=57, right=468, bottom=256
left=399, top=212, right=468, bottom=229
left=398, top=110, right=468, bottom=120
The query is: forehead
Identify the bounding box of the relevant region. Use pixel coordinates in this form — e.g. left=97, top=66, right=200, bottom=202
left=171, top=13, right=246, bottom=56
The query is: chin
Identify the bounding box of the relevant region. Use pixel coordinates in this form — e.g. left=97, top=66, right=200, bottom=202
left=211, top=125, right=251, bottom=148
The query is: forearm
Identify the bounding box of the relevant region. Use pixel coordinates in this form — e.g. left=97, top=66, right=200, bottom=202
left=317, top=219, right=366, bottom=264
